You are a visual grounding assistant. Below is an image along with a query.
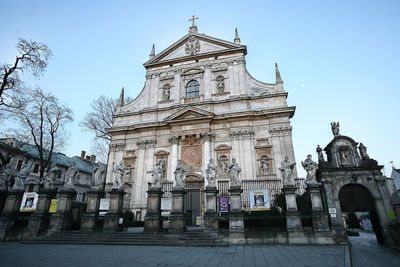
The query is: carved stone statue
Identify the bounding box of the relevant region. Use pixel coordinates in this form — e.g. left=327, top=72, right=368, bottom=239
left=331, top=122, right=340, bottom=137
left=218, top=155, right=228, bottom=175
left=64, top=163, right=78, bottom=189
left=301, top=155, right=318, bottom=184
left=316, top=145, right=324, bottom=162
left=216, top=76, right=225, bottom=93
left=92, top=164, right=105, bottom=189
left=44, top=163, right=59, bottom=189
left=112, top=161, right=124, bottom=189
left=340, top=150, right=348, bottom=165
left=228, top=158, right=242, bottom=186
left=174, top=160, right=186, bottom=188
left=162, top=84, right=170, bottom=101
left=279, top=156, right=296, bottom=185
left=205, top=158, right=217, bottom=186
left=359, top=143, right=369, bottom=159
left=260, top=156, right=270, bottom=175
left=0, top=163, right=12, bottom=190
left=147, top=159, right=165, bottom=188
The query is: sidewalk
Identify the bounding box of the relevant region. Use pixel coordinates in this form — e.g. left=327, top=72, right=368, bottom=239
left=0, top=243, right=349, bottom=267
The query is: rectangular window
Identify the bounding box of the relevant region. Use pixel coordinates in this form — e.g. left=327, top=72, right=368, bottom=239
left=33, top=164, right=39, bottom=173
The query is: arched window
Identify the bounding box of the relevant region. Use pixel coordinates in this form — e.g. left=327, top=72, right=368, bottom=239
left=186, top=80, right=199, bottom=98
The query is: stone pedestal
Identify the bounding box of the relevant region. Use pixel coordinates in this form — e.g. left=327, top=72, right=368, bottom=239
left=204, top=186, right=219, bottom=231
left=24, top=189, right=57, bottom=239
left=169, top=187, right=186, bottom=233
left=49, top=189, right=76, bottom=232
left=144, top=187, right=163, bottom=232
left=0, top=190, right=8, bottom=215
left=283, top=185, right=302, bottom=232
left=307, top=183, right=330, bottom=232
left=0, top=189, right=24, bottom=240
left=81, top=189, right=104, bottom=232
left=228, top=185, right=244, bottom=232
left=103, top=189, right=124, bottom=232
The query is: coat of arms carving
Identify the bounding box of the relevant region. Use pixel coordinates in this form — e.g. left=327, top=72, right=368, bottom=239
left=185, top=36, right=200, bottom=55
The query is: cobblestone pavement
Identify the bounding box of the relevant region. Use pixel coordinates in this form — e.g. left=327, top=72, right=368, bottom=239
left=349, top=231, right=400, bottom=267
left=0, top=243, right=349, bottom=267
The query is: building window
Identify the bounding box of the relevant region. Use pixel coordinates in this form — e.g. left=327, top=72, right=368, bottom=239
left=33, top=164, right=39, bottom=173
left=186, top=80, right=199, bottom=98
left=16, top=160, right=23, bottom=170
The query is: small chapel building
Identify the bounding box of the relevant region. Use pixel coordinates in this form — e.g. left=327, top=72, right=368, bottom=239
left=106, top=21, right=298, bottom=221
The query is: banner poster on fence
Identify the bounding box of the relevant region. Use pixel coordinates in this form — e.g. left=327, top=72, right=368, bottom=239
left=219, top=197, right=229, bottom=212
left=99, top=198, right=110, bottom=216
left=19, top=192, right=39, bottom=212
left=249, top=190, right=270, bottom=211
left=49, top=199, right=59, bottom=213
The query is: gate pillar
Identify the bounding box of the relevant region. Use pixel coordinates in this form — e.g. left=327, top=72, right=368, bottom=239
left=169, top=187, right=186, bottom=233
left=228, top=185, right=244, bottom=232
left=204, top=185, right=219, bottom=231
left=144, top=187, right=163, bottom=232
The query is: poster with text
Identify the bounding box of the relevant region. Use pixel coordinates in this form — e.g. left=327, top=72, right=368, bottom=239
left=219, top=197, right=229, bottom=212
left=249, top=190, right=270, bottom=211
left=19, top=192, right=39, bottom=212
left=49, top=199, right=59, bottom=213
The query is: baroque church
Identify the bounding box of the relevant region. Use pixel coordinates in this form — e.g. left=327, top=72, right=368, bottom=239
left=106, top=20, right=298, bottom=221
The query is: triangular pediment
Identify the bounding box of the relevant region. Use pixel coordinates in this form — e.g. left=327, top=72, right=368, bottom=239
left=164, top=107, right=214, bottom=123
left=144, top=32, right=246, bottom=68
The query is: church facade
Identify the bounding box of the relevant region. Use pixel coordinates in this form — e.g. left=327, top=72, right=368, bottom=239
left=106, top=23, right=298, bottom=220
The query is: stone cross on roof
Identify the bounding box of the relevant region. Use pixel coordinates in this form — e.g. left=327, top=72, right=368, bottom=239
left=189, top=15, right=198, bottom=26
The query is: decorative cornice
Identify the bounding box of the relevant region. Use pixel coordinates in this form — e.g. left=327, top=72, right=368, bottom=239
left=201, top=132, right=213, bottom=143
left=229, top=129, right=255, bottom=139
left=109, top=143, right=126, bottom=152
left=269, top=126, right=292, bottom=136
left=169, top=136, right=180, bottom=145
left=136, top=139, right=157, bottom=148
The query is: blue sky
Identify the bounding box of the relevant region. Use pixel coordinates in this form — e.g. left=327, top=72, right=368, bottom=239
left=1, top=0, right=399, bottom=177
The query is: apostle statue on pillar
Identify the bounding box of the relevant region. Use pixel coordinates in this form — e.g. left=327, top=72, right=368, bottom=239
left=279, top=156, right=296, bottom=185
left=147, top=159, right=165, bottom=188
left=92, top=163, right=106, bottom=189
left=44, top=163, right=59, bottom=189
left=174, top=159, right=186, bottom=188
left=205, top=158, right=217, bottom=186
left=64, top=163, right=78, bottom=189
left=228, top=158, right=242, bottom=186
left=112, top=161, right=124, bottom=189
left=316, top=145, right=324, bottom=162
left=301, top=154, right=318, bottom=184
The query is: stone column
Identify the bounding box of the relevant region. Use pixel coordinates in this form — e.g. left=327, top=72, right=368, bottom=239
left=103, top=189, right=125, bottom=232
left=0, top=190, right=8, bottom=215
left=169, top=136, right=179, bottom=182
left=81, top=189, right=104, bottom=232
left=144, top=187, right=163, bottom=232
left=202, top=133, right=212, bottom=185
left=0, top=189, right=24, bottom=240
left=204, top=185, right=219, bottom=231
left=24, top=189, right=57, bottom=239
left=49, top=189, right=76, bottom=232
left=282, top=184, right=305, bottom=244
left=228, top=185, right=244, bottom=232
left=307, top=183, right=330, bottom=232
left=169, top=187, right=186, bottom=233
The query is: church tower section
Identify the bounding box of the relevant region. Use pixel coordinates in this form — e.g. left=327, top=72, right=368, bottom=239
left=107, top=24, right=297, bottom=219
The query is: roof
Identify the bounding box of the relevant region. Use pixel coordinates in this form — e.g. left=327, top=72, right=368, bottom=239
left=1, top=139, right=97, bottom=174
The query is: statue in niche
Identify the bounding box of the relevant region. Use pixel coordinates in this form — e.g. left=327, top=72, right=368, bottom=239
left=279, top=155, right=296, bottom=185
left=205, top=158, right=217, bottom=186
left=0, top=163, right=12, bottom=189
left=64, top=163, right=78, bottom=189
left=162, top=84, right=170, bottom=101
left=112, top=161, right=124, bottom=189
left=174, top=159, right=186, bottom=188
left=359, top=143, right=369, bottom=159
left=218, top=155, right=228, bottom=175
left=316, top=145, right=324, bottom=162
left=228, top=158, right=242, bottom=186
left=147, top=159, right=165, bottom=188
left=260, top=156, right=270, bottom=175
left=92, top=163, right=106, bottom=189
left=216, top=75, right=225, bottom=93
left=301, top=154, right=318, bottom=184
left=44, top=163, right=60, bottom=189
left=331, top=122, right=340, bottom=137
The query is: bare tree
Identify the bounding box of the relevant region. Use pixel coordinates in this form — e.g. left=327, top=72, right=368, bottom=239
left=0, top=39, right=52, bottom=109
left=80, top=95, right=132, bottom=163
left=7, top=87, right=73, bottom=181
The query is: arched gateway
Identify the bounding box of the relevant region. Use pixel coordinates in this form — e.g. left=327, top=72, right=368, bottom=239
left=184, top=174, right=204, bottom=227
left=317, top=124, right=398, bottom=245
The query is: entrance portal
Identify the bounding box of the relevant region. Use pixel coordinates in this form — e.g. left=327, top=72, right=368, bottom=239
left=339, top=184, right=384, bottom=244
left=184, top=175, right=204, bottom=226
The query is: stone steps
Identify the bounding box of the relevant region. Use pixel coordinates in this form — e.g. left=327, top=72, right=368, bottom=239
left=22, top=231, right=227, bottom=247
